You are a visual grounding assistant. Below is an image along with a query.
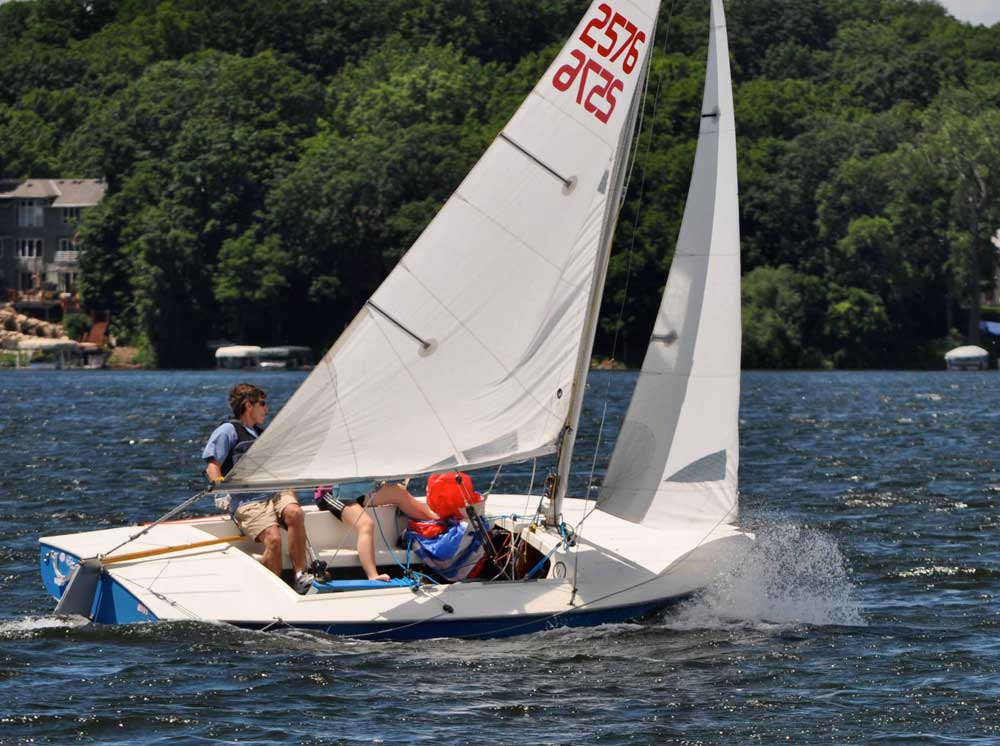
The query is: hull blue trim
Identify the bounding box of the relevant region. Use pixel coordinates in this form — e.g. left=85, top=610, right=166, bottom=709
left=39, top=544, right=158, bottom=623
left=91, top=573, right=158, bottom=624
left=39, top=543, right=81, bottom=601
left=41, top=539, right=689, bottom=636
left=230, top=593, right=694, bottom=640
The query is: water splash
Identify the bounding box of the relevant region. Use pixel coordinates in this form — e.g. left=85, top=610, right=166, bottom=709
left=667, top=523, right=865, bottom=629
left=0, top=615, right=89, bottom=639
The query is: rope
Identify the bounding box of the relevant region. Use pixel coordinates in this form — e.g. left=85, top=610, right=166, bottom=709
left=371, top=502, right=437, bottom=583
left=260, top=617, right=291, bottom=632
left=520, top=457, right=539, bottom=523
left=100, top=490, right=209, bottom=558
left=134, top=559, right=204, bottom=621
left=336, top=606, right=455, bottom=640
left=484, top=464, right=503, bottom=496
left=448, top=504, right=740, bottom=640
left=523, top=541, right=564, bottom=580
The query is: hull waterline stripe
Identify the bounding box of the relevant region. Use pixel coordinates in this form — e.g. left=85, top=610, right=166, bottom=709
left=228, top=594, right=694, bottom=641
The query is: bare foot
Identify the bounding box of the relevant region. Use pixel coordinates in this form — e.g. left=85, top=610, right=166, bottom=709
left=369, top=573, right=391, bottom=582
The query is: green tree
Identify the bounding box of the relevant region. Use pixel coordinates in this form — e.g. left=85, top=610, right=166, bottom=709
left=214, top=231, right=291, bottom=342
left=9, top=0, right=997, bottom=370
left=69, top=50, right=323, bottom=364
left=918, top=93, right=1000, bottom=343
left=328, top=39, right=494, bottom=136
left=122, top=202, right=210, bottom=368
left=823, top=284, right=890, bottom=368
left=0, top=107, right=59, bottom=176
left=742, top=265, right=809, bottom=368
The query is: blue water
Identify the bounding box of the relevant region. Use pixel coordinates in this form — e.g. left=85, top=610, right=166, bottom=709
left=2, top=370, right=999, bottom=744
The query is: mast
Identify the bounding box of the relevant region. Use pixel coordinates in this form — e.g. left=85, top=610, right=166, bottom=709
left=548, top=41, right=655, bottom=525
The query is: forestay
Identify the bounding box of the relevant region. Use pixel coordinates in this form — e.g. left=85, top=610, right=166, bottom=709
left=227, top=0, right=662, bottom=491
left=598, top=0, right=740, bottom=529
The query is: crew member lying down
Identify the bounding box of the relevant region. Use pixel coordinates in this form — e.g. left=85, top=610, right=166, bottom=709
left=315, top=481, right=438, bottom=581
left=405, top=472, right=491, bottom=582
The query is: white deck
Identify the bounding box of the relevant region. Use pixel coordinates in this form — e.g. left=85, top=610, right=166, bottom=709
left=40, top=495, right=751, bottom=630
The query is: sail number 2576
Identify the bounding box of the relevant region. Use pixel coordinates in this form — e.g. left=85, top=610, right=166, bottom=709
left=552, top=3, right=647, bottom=124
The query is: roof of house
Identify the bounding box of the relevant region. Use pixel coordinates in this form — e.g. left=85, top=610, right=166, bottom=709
left=0, top=179, right=107, bottom=207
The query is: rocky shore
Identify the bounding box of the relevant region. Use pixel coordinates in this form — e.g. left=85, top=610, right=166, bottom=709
left=0, top=305, right=71, bottom=347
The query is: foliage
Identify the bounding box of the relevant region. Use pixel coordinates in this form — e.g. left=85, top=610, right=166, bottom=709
left=214, top=231, right=291, bottom=342
left=61, top=312, right=92, bottom=340
left=742, top=265, right=812, bottom=369
left=6, top=0, right=1000, bottom=368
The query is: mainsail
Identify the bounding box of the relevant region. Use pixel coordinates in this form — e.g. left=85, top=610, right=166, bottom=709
left=598, top=0, right=741, bottom=529
left=227, top=0, right=662, bottom=490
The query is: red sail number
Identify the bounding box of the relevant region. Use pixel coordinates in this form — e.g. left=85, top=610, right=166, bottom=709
left=553, top=3, right=645, bottom=123
left=579, top=2, right=646, bottom=74
left=552, top=50, right=623, bottom=124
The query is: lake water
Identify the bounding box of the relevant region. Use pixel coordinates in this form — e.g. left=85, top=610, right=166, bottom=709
left=1, top=369, right=998, bottom=744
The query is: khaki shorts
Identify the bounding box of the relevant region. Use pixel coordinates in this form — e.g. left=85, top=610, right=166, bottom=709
left=234, top=492, right=299, bottom=541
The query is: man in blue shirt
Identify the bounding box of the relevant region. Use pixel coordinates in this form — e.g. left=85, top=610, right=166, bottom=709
left=203, top=383, right=313, bottom=593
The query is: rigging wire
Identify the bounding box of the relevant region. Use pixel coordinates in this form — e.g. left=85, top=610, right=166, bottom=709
left=100, top=489, right=209, bottom=558
left=450, top=501, right=740, bottom=641
left=484, top=464, right=503, bottom=497
left=572, top=0, right=685, bottom=591
left=252, top=504, right=741, bottom=642
left=584, top=0, right=685, bottom=506
left=521, top=457, right=539, bottom=521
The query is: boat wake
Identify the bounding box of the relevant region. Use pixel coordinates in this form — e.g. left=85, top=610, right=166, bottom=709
left=0, top=614, right=90, bottom=639
left=663, top=522, right=865, bottom=630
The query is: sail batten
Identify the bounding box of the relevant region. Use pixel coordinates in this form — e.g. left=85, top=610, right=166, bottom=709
left=225, top=0, right=662, bottom=491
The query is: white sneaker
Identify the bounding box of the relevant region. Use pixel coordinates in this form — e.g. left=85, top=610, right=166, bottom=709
left=293, top=571, right=315, bottom=594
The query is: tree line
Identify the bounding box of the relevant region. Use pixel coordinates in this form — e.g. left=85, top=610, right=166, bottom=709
left=2, top=0, right=998, bottom=368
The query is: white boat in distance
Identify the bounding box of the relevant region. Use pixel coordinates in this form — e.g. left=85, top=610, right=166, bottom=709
left=40, top=0, right=751, bottom=638
left=215, top=344, right=315, bottom=369
left=944, top=344, right=988, bottom=371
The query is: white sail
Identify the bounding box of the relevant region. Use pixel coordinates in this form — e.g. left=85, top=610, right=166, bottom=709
left=598, top=0, right=740, bottom=529
left=228, top=0, right=662, bottom=490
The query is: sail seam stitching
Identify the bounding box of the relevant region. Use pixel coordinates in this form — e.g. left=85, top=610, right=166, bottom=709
left=395, top=270, right=563, bottom=422
left=324, top=354, right=361, bottom=476
left=400, top=224, right=579, bottom=416
left=366, top=311, right=466, bottom=465
left=451, top=193, right=589, bottom=280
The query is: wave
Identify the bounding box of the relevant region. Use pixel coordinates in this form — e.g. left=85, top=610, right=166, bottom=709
left=0, top=615, right=89, bottom=639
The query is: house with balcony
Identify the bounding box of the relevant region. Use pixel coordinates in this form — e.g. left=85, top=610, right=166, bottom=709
left=0, top=178, right=107, bottom=297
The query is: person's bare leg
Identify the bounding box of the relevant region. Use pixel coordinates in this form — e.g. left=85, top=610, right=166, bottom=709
left=257, top=525, right=282, bottom=576
left=369, top=483, right=439, bottom=520
left=340, top=503, right=390, bottom=581
left=280, top=496, right=307, bottom=575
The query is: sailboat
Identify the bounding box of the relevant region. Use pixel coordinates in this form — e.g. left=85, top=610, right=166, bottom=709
left=39, top=0, right=750, bottom=638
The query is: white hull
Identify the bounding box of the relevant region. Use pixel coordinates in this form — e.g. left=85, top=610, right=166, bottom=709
left=40, top=495, right=750, bottom=638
